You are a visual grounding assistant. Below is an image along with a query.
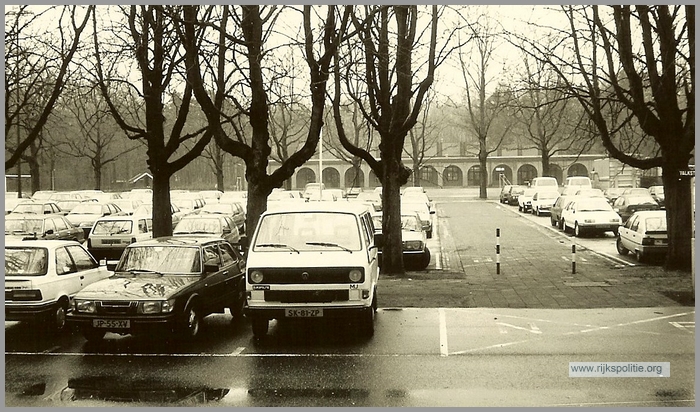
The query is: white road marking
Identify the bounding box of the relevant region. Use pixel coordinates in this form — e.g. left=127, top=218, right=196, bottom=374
left=230, top=346, right=246, bottom=355
left=439, top=308, right=449, bottom=357
left=451, top=339, right=531, bottom=355
left=496, top=322, right=542, bottom=334
left=669, top=321, right=695, bottom=333
left=564, top=311, right=695, bottom=335
left=42, top=346, right=60, bottom=354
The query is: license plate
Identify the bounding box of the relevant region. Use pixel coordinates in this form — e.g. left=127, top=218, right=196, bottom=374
left=285, top=308, right=323, bottom=318
left=92, top=319, right=130, bottom=328
left=654, top=240, right=667, bottom=245
left=101, top=239, right=122, bottom=245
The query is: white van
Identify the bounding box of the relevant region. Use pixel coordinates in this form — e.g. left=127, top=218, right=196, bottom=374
left=530, top=177, right=559, bottom=189
left=564, top=176, right=592, bottom=189
left=244, top=203, right=380, bottom=338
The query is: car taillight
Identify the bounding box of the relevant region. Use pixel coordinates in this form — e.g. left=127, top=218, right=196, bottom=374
left=10, top=289, right=43, bottom=301
left=641, top=237, right=655, bottom=245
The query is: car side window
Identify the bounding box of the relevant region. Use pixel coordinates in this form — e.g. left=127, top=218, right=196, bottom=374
left=55, top=247, right=77, bottom=275
left=630, top=218, right=641, bottom=232
left=138, top=219, right=148, bottom=233
left=360, top=214, right=371, bottom=244
left=66, top=245, right=98, bottom=270
left=203, top=245, right=221, bottom=266
left=219, top=242, right=239, bottom=266
left=43, top=218, right=56, bottom=234
left=53, top=217, right=68, bottom=231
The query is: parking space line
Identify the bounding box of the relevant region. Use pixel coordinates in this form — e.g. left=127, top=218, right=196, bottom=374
left=564, top=311, right=695, bottom=335
left=450, top=339, right=531, bottom=355
left=439, top=308, right=448, bottom=357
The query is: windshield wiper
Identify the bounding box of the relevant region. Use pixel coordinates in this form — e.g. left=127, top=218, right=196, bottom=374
left=306, top=242, right=353, bottom=253
left=256, top=243, right=300, bottom=253
left=126, top=269, right=164, bottom=276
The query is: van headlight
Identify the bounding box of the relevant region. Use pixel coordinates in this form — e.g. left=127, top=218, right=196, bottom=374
left=74, top=299, right=97, bottom=313
left=403, top=240, right=423, bottom=251
left=348, top=269, right=363, bottom=283
left=250, top=270, right=264, bottom=284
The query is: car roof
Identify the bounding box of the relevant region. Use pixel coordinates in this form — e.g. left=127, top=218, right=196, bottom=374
left=631, top=210, right=666, bottom=217
left=5, top=213, right=66, bottom=220
left=94, top=215, right=147, bottom=222
left=5, top=239, right=81, bottom=248
left=261, top=202, right=370, bottom=216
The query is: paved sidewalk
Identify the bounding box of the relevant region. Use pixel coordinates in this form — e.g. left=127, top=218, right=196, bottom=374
left=379, top=194, right=694, bottom=309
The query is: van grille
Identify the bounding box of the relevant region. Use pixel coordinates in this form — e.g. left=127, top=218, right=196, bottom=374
left=252, top=267, right=363, bottom=284
left=264, top=290, right=349, bottom=303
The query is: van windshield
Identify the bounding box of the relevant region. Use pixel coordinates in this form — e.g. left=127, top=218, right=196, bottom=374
left=253, top=212, right=362, bottom=252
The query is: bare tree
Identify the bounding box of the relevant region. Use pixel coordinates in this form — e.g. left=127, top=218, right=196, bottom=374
left=323, top=103, right=375, bottom=189
left=333, top=6, right=443, bottom=274
left=5, top=5, right=94, bottom=198
left=182, top=5, right=351, bottom=234
left=404, top=89, right=448, bottom=186
left=456, top=13, right=516, bottom=198
left=517, top=6, right=693, bottom=271
left=52, top=83, right=140, bottom=190
left=511, top=54, right=595, bottom=178
left=92, top=6, right=212, bottom=237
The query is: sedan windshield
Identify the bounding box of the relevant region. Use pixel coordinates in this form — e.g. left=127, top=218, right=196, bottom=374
left=254, top=212, right=361, bottom=252
left=401, top=215, right=421, bottom=232
left=5, top=247, right=48, bottom=276
left=12, top=204, right=44, bottom=214
left=174, top=218, right=222, bottom=235
left=116, top=246, right=201, bottom=274
left=70, top=204, right=103, bottom=215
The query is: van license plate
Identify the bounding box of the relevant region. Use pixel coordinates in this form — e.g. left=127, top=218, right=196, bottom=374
left=93, top=319, right=130, bottom=329
left=285, top=309, right=323, bottom=318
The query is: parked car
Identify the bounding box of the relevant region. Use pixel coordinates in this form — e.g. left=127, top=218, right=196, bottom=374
left=111, top=199, right=144, bottom=216
left=560, top=196, right=622, bottom=237
left=353, top=192, right=382, bottom=212
left=87, top=215, right=153, bottom=261
left=499, top=185, right=513, bottom=204
left=402, top=186, right=426, bottom=196
left=171, top=198, right=204, bottom=215
left=621, top=188, right=651, bottom=196
left=307, top=191, right=338, bottom=202
left=11, top=200, right=64, bottom=215
left=198, top=190, right=223, bottom=204
left=402, top=200, right=434, bottom=238
left=530, top=190, right=560, bottom=216
left=529, top=177, right=559, bottom=190
left=302, top=183, right=326, bottom=200
left=372, top=211, right=430, bottom=270
left=573, top=188, right=605, bottom=198
left=173, top=215, right=241, bottom=245
left=5, top=197, right=30, bottom=215
left=612, top=194, right=661, bottom=223
left=67, top=236, right=247, bottom=342
left=517, top=188, right=538, bottom=212
left=402, top=191, right=433, bottom=213
left=550, top=195, right=577, bottom=228
left=5, top=239, right=111, bottom=332
left=30, top=190, right=57, bottom=200
left=244, top=203, right=380, bottom=338
left=506, top=186, right=526, bottom=206
left=5, top=214, right=85, bottom=243
left=66, top=202, right=124, bottom=238
left=603, top=187, right=626, bottom=205
left=616, top=210, right=668, bottom=263
left=564, top=176, right=592, bottom=189
left=133, top=203, right=185, bottom=227
left=648, top=185, right=665, bottom=207
left=199, top=202, right=246, bottom=234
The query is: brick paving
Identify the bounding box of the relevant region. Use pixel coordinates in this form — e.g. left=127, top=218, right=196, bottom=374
left=379, top=189, right=694, bottom=309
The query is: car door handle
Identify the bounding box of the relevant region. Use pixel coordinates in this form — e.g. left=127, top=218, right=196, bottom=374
left=222, top=271, right=229, bottom=275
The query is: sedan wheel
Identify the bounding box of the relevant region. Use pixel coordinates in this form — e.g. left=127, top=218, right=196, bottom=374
left=636, top=250, right=644, bottom=263
left=48, top=302, right=68, bottom=333
left=181, top=306, right=201, bottom=339
left=360, top=306, right=375, bottom=338
left=616, top=237, right=629, bottom=255
left=574, top=223, right=583, bottom=237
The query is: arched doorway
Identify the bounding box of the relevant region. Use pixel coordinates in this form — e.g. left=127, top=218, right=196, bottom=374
left=492, top=164, right=513, bottom=187
left=549, top=164, right=563, bottom=185
left=344, top=167, right=364, bottom=189
left=368, top=170, right=381, bottom=188
left=567, top=163, right=589, bottom=177
left=517, top=164, right=538, bottom=185
left=419, top=166, right=439, bottom=187
left=322, top=167, right=340, bottom=188
left=443, top=165, right=463, bottom=186
left=296, top=167, right=316, bottom=189
left=467, top=165, right=482, bottom=186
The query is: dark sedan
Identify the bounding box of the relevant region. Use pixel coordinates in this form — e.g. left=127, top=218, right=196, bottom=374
left=506, top=186, right=526, bottom=206
left=5, top=214, right=85, bottom=242
left=67, top=236, right=247, bottom=342
left=612, top=194, right=660, bottom=223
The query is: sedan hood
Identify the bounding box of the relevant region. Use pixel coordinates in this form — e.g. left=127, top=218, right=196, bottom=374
left=75, top=274, right=199, bottom=300
left=66, top=214, right=99, bottom=225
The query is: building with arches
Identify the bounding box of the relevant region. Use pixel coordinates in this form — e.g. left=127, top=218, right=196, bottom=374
left=270, top=152, right=607, bottom=190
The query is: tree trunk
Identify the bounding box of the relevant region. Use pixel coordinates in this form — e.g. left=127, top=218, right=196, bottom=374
left=245, top=178, right=271, bottom=241
left=94, top=165, right=102, bottom=190
left=27, top=158, right=40, bottom=195
left=216, top=163, right=224, bottom=192
left=662, top=164, right=693, bottom=271
left=541, top=152, right=550, bottom=177
left=151, top=172, right=173, bottom=237
left=381, top=155, right=405, bottom=275
left=478, top=137, right=488, bottom=198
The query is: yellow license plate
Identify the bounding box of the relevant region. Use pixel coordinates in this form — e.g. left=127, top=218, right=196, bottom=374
left=93, top=319, right=130, bottom=328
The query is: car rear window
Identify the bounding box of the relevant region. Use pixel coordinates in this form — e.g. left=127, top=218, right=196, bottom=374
left=5, top=247, right=48, bottom=276
left=92, top=220, right=133, bottom=235
left=645, top=217, right=667, bottom=232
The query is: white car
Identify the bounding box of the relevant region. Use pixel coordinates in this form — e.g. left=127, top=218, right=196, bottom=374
left=616, top=210, right=668, bottom=262
left=245, top=203, right=380, bottom=339
left=560, top=197, right=622, bottom=237
left=401, top=201, right=434, bottom=238
left=87, top=215, right=153, bottom=261
left=5, top=239, right=111, bottom=332
left=517, top=188, right=538, bottom=212
left=530, top=190, right=560, bottom=216
left=372, top=212, right=430, bottom=270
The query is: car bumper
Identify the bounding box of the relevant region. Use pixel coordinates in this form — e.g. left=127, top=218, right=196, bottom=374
left=636, top=244, right=668, bottom=256
left=87, top=247, right=127, bottom=261
left=5, top=302, right=57, bottom=321
left=580, top=224, right=619, bottom=232
left=246, top=305, right=372, bottom=321
left=66, top=313, right=178, bottom=334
